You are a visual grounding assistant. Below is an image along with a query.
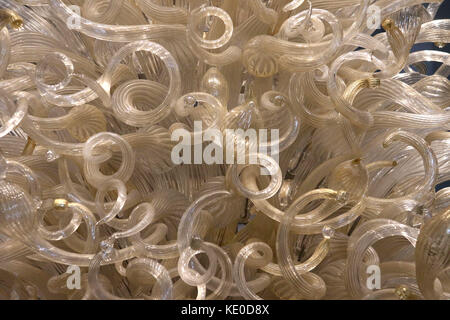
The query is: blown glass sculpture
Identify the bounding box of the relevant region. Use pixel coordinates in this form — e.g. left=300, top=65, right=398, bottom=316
left=0, top=0, right=448, bottom=300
